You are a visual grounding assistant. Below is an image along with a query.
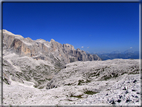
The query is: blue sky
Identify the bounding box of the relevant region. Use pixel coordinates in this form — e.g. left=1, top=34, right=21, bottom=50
left=3, top=2, right=139, bottom=53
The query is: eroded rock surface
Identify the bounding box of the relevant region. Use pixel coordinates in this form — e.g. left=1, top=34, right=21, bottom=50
left=2, top=30, right=101, bottom=67
left=3, top=59, right=141, bottom=106
left=2, top=29, right=101, bottom=89
left=3, top=52, right=54, bottom=89
left=46, top=59, right=139, bottom=89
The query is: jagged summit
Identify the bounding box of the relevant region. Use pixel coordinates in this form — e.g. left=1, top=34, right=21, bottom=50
left=2, top=29, right=15, bottom=35
left=63, top=43, right=75, bottom=50
left=76, top=48, right=81, bottom=51
left=2, top=29, right=24, bottom=38
left=35, top=39, right=46, bottom=43
left=50, top=39, right=55, bottom=42
left=2, top=29, right=101, bottom=66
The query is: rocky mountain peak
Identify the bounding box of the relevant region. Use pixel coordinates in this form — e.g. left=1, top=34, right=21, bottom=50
left=2, top=29, right=24, bottom=39
left=63, top=44, right=75, bottom=50
left=35, top=39, right=46, bottom=43
left=2, top=29, right=101, bottom=67
left=25, top=37, right=33, bottom=42
left=2, top=29, right=15, bottom=35
left=50, top=39, right=55, bottom=42
left=76, top=48, right=81, bottom=51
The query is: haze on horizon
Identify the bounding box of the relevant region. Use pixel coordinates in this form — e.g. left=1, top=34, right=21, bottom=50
left=3, top=2, right=139, bottom=53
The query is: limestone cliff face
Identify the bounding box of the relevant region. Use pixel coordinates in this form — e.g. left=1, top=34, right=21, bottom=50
left=2, top=30, right=101, bottom=67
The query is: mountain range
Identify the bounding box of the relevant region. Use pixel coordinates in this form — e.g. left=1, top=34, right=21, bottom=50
left=2, top=29, right=101, bottom=88
left=96, top=50, right=139, bottom=60
left=2, top=29, right=101, bottom=68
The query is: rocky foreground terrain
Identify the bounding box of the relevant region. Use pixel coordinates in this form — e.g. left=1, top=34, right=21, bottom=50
left=1, top=30, right=141, bottom=106
left=3, top=59, right=141, bottom=106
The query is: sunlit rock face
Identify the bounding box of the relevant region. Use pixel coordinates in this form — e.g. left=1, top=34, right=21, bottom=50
left=2, top=29, right=101, bottom=89
left=2, top=29, right=101, bottom=65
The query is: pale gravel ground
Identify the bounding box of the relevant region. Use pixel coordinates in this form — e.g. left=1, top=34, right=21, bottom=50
left=76, top=74, right=141, bottom=106
left=46, top=59, right=140, bottom=89
left=3, top=82, right=81, bottom=106
left=3, top=74, right=141, bottom=106
left=3, top=59, right=141, bottom=106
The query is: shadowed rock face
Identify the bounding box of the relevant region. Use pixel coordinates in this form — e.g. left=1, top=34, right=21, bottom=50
left=2, top=30, right=101, bottom=67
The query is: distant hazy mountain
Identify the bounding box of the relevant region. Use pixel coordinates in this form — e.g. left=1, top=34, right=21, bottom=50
left=96, top=50, right=139, bottom=60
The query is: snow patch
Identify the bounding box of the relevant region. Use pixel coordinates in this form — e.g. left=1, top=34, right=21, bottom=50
left=35, top=39, right=46, bottom=43
left=3, top=53, right=17, bottom=58
left=22, top=40, right=32, bottom=45
left=44, top=43, right=50, bottom=48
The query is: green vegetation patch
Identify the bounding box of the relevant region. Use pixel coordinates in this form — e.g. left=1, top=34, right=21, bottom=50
left=78, top=80, right=84, bottom=85
left=128, top=71, right=139, bottom=74
left=34, top=84, right=38, bottom=88
left=84, top=90, right=98, bottom=95
left=65, top=83, right=73, bottom=86
left=3, top=78, right=10, bottom=85
left=70, top=94, right=83, bottom=98
left=38, top=86, right=44, bottom=89
left=100, top=73, right=119, bottom=81
left=78, top=79, right=91, bottom=85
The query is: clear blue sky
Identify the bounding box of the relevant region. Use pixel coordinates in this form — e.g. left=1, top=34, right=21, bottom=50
left=3, top=2, right=139, bottom=53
